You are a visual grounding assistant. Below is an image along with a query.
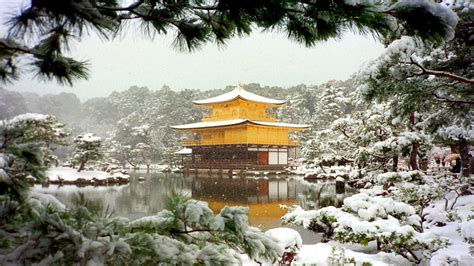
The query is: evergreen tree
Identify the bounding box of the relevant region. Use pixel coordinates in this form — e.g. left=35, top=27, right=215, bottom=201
left=73, top=133, right=103, bottom=172
left=130, top=124, right=164, bottom=172
left=106, top=140, right=134, bottom=168
left=302, top=81, right=433, bottom=173
left=357, top=3, right=473, bottom=176
left=1, top=0, right=459, bottom=84
left=0, top=114, right=66, bottom=200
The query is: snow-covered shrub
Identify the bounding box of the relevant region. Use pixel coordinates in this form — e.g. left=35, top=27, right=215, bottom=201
left=265, top=228, right=302, bottom=264
left=283, top=193, right=448, bottom=263
left=372, top=170, right=423, bottom=185
left=392, top=182, right=446, bottom=228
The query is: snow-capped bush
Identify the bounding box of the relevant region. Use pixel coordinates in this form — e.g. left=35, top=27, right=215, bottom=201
left=265, top=227, right=302, bottom=264
left=265, top=228, right=302, bottom=254
left=372, top=170, right=423, bottom=185
left=283, top=192, right=448, bottom=263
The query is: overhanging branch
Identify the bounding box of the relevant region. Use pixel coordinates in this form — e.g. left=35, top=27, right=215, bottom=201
left=409, top=57, right=474, bottom=85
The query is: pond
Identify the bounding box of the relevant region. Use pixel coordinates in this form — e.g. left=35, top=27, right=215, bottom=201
left=33, top=172, right=355, bottom=244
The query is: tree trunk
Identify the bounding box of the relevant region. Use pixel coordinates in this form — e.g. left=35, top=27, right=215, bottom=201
left=457, top=137, right=470, bottom=177
left=392, top=155, right=398, bottom=172
left=450, top=145, right=457, bottom=153
left=410, top=142, right=419, bottom=170
left=408, top=113, right=419, bottom=170
left=77, top=161, right=86, bottom=172
left=127, top=160, right=136, bottom=168
left=357, top=164, right=363, bottom=179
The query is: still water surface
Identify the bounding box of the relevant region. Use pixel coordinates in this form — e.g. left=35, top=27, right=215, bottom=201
left=33, top=171, right=354, bottom=244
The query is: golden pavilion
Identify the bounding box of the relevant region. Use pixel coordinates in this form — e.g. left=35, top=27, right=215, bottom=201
left=171, top=84, right=309, bottom=172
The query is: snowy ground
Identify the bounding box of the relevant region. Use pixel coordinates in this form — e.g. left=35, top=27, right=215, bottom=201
left=429, top=194, right=474, bottom=265
left=47, top=167, right=109, bottom=181
left=241, top=241, right=406, bottom=265
left=47, top=167, right=129, bottom=182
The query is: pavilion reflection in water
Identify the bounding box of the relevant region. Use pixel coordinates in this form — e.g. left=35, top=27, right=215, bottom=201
left=191, top=176, right=298, bottom=228
left=190, top=176, right=352, bottom=229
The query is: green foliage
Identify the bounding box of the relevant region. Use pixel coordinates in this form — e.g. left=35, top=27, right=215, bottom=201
left=1, top=0, right=459, bottom=84
left=387, top=0, right=458, bottom=43
left=0, top=114, right=67, bottom=201
left=301, top=77, right=433, bottom=173
left=306, top=211, right=338, bottom=240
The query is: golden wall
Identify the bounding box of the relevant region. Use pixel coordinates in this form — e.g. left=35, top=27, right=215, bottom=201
left=187, top=125, right=297, bottom=146
left=201, top=99, right=276, bottom=122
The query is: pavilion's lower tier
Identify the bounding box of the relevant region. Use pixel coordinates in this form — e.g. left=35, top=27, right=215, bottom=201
left=181, top=145, right=297, bottom=171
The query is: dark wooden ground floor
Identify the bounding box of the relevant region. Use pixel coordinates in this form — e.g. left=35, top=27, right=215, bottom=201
left=180, top=144, right=298, bottom=172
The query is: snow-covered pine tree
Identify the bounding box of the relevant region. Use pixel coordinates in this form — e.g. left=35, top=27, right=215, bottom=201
left=73, top=133, right=103, bottom=172
left=277, top=85, right=315, bottom=124
left=106, top=140, right=134, bottom=168
left=302, top=80, right=356, bottom=168
left=357, top=2, right=473, bottom=176
left=0, top=113, right=66, bottom=200
left=302, top=80, right=432, bottom=174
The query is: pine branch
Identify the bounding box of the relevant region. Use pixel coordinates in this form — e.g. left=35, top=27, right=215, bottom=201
left=409, top=57, right=474, bottom=86
left=93, top=0, right=144, bottom=12
left=0, top=39, right=39, bottom=56
left=430, top=92, right=474, bottom=105
left=171, top=228, right=212, bottom=234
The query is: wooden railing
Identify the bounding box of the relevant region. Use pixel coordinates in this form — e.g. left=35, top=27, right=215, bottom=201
left=181, top=139, right=299, bottom=146
left=183, top=160, right=288, bottom=170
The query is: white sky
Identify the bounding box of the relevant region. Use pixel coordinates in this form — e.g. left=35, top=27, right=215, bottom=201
left=1, top=1, right=385, bottom=100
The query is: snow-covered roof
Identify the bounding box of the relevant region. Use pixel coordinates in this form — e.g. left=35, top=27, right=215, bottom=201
left=171, top=119, right=310, bottom=130
left=251, top=121, right=310, bottom=128
left=172, top=119, right=246, bottom=129
left=193, top=85, right=286, bottom=105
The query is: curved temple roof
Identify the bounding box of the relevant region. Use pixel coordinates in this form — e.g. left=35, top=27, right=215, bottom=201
left=193, top=86, right=286, bottom=105
left=171, top=119, right=310, bottom=130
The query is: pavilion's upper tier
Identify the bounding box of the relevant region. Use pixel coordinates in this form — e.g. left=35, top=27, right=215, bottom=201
left=193, top=85, right=286, bottom=106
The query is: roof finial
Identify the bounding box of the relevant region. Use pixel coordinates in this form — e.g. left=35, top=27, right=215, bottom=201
left=237, top=81, right=244, bottom=91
